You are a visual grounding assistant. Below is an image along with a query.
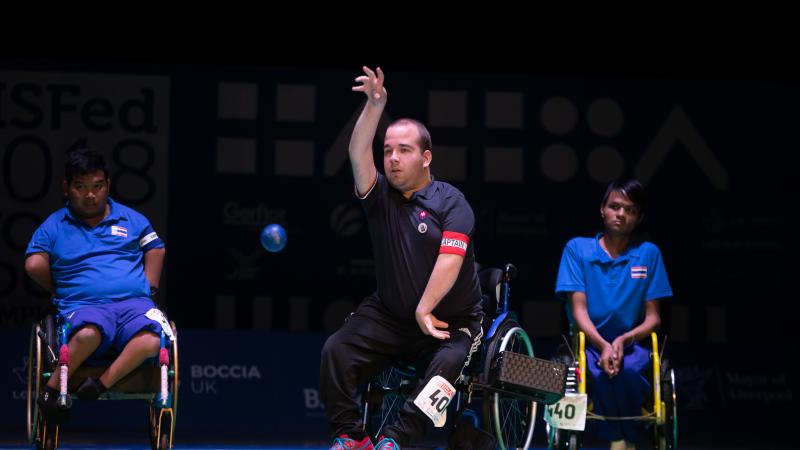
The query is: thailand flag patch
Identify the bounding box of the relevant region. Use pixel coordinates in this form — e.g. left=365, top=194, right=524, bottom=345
left=111, top=225, right=128, bottom=238
left=631, top=266, right=647, bottom=279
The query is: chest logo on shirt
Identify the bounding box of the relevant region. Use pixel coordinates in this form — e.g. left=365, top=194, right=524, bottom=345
left=111, top=225, right=128, bottom=238
left=419, top=210, right=427, bottom=220
left=631, top=266, right=647, bottom=279
left=418, top=223, right=428, bottom=233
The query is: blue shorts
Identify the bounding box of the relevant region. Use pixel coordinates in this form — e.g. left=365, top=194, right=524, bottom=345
left=62, top=297, right=165, bottom=358
left=585, top=343, right=651, bottom=442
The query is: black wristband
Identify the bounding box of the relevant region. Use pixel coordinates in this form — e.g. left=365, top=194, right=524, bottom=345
left=150, top=286, right=159, bottom=298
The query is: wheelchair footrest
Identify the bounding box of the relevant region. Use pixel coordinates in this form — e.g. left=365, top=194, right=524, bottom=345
left=488, top=351, right=567, bottom=404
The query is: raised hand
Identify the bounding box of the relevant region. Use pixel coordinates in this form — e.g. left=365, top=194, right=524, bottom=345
left=352, top=66, right=387, bottom=104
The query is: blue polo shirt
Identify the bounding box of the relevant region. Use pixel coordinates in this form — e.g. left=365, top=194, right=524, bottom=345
left=25, top=198, right=165, bottom=314
left=360, top=172, right=482, bottom=321
left=555, top=233, right=672, bottom=341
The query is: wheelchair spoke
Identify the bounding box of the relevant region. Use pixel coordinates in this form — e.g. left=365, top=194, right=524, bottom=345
left=499, top=397, right=532, bottom=448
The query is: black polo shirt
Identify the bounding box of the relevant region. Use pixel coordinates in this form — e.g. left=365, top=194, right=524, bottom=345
left=359, top=172, right=482, bottom=321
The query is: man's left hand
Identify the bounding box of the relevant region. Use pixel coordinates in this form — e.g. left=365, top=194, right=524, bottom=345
left=416, top=311, right=450, bottom=340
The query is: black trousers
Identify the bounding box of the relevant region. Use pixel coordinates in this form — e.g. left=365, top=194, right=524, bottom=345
left=320, top=296, right=482, bottom=446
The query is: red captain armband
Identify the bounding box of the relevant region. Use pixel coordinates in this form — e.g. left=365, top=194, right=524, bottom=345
left=440, top=231, right=469, bottom=256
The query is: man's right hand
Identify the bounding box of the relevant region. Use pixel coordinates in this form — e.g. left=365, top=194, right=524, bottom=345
left=349, top=66, right=385, bottom=196
left=599, top=343, right=619, bottom=378
left=352, top=66, right=387, bottom=104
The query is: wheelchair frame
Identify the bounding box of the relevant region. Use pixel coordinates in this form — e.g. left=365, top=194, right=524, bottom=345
left=362, top=263, right=547, bottom=450
left=26, top=313, right=179, bottom=450
left=547, top=330, right=677, bottom=450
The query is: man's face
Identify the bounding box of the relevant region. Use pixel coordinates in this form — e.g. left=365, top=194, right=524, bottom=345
left=383, top=124, right=431, bottom=192
left=601, top=190, right=641, bottom=236
left=64, top=171, right=109, bottom=220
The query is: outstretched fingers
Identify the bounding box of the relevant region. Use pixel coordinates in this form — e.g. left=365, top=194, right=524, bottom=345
left=351, top=66, right=386, bottom=101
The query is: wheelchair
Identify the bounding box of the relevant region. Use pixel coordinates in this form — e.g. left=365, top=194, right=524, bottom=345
left=26, top=309, right=179, bottom=450
left=546, top=330, right=677, bottom=450
left=362, top=263, right=553, bottom=450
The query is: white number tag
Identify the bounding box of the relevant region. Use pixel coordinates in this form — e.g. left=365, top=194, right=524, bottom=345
left=145, top=308, right=175, bottom=342
left=413, top=375, right=454, bottom=427
left=544, top=393, right=587, bottom=431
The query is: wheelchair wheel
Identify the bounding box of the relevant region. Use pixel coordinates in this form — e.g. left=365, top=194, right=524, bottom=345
left=170, top=320, right=179, bottom=431
left=27, top=323, right=39, bottom=444
left=36, top=418, right=59, bottom=450
left=29, top=316, right=60, bottom=450
left=364, top=364, right=415, bottom=440
left=147, top=320, right=178, bottom=450
left=149, top=406, right=173, bottom=450
left=654, top=367, right=677, bottom=450
left=482, top=318, right=537, bottom=450
left=548, top=428, right=580, bottom=449
left=34, top=420, right=59, bottom=450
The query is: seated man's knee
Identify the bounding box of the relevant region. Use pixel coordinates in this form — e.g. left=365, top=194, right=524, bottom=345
left=71, top=325, right=102, bottom=346
left=321, top=332, right=347, bottom=359
left=613, top=366, right=646, bottom=387
left=132, top=330, right=161, bottom=357
left=441, top=347, right=470, bottom=369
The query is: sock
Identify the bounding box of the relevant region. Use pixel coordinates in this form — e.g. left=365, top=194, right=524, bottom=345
left=76, top=377, right=108, bottom=401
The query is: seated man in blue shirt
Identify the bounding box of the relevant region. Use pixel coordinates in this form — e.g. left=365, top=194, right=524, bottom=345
left=25, top=147, right=168, bottom=419
left=555, top=179, right=672, bottom=450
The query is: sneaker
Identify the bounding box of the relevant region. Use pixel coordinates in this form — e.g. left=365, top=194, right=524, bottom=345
left=37, top=385, right=70, bottom=423
left=76, top=377, right=107, bottom=401
left=329, top=434, right=374, bottom=450
left=375, top=436, right=400, bottom=450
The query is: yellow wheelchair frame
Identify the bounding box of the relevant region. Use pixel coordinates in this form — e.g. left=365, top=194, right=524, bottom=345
left=549, top=331, right=677, bottom=450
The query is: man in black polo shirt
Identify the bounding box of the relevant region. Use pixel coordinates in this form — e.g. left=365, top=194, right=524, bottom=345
left=320, top=66, right=483, bottom=450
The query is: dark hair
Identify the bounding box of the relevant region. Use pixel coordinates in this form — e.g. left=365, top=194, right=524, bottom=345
left=387, top=118, right=432, bottom=153
left=601, top=179, right=647, bottom=216
left=65, top=147, right=108, bottom=183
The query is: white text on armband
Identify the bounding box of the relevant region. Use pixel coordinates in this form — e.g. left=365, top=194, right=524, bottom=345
left=440, top=231, right=469, bottom=256
left=139, top=232, right=159, bottom=248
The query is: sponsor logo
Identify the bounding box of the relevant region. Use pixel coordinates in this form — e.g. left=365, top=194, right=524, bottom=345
left=189, top=364, right=263, bottom=395
left=222, top=202, right=287, bottom=227
left=190, top=364, right=262, bottom=379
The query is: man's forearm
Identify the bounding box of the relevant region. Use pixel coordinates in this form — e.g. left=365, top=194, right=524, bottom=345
left=143, top=248, right=165, bottom=288
left=349, top=102, right=383, bottom=195
left=25, top=254, right=54, bottom=293
left=416, top=254, right=463, bottom=315
left=621, top=314, right=661, bottom=345
left=28, top=270, right=54, bottom=294
left=574, top=311, right=610, bottom=350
